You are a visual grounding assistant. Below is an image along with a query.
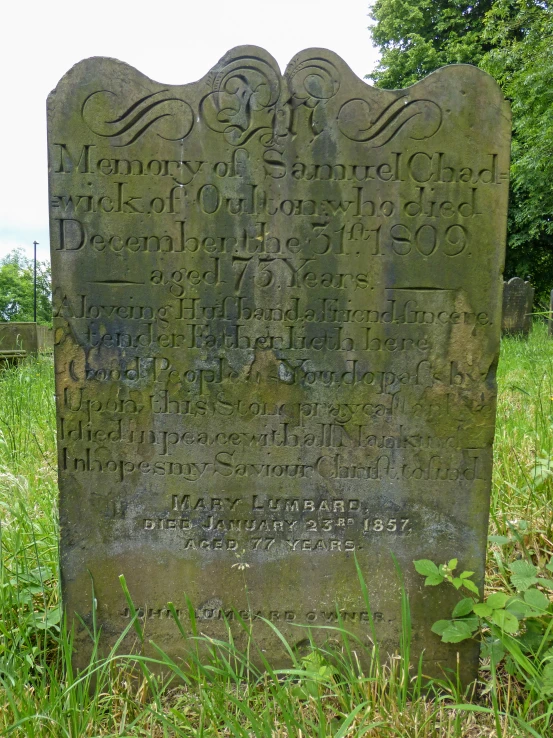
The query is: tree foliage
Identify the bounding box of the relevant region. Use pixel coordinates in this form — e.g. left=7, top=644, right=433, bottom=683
left=482, top=2, right=553, bottom=297
left=369, top=0, right=553, bottom=300
left=0, top=249, right=52, bottom=324
left=369, top=0, right=495, bottom=89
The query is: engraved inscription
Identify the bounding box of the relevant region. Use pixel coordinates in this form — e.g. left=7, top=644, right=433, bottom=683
left=48, top=46, right=510, bottom=683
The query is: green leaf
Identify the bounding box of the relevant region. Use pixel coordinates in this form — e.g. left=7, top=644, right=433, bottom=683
left=431, top=620, right=452, bottom=636
left=510, top=560, right=538, bottom=578
left=488, top=535, right=512, bottom=546
left=539, top=579, right=553, bottom=591
left=491, top=609, right=520, bottom=634
left=462, top=579, right=480, bottom=595
left=452, top=598, right=474, bottom=618
left=486, top=592, right=509, bottom=609
left=414, top=559, right=439, bottom=577
left=448, top=558, right=458, bottom=571
left=473, top=603, right=493, bottom=617
left=541, top=661, right=553, bottom=697
left=511, top=574, right=539, bottom=592
left=441, top=621, right=474, bottom=643
left=506, top=598, right=535, bottom=618
left=462, top=617, right=480, bottom=633
left=34, top=606, right=61, bottom=630
left=291, top=683, right=318, bottom=700
left=524, top=589, right=550, bottom=611
left=509, top=559, right=538, bottom=592
left=452, top=578, right=463, bottom=589
left=505, top=655, right=517, bottom=676
left=481, top=637, right=505, bottom=664
left=519, top=620, right=551, bottom=651
left=460, top=571, right=475, bottom=579
left=424, top=574, right=445, bottom=586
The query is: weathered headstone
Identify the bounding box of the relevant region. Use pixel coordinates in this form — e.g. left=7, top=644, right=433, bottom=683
left=48, top=48, right=510, bottom=683
left=502, top=277, right=534, bottom=336
left=0, top=322, right=53, bottom=356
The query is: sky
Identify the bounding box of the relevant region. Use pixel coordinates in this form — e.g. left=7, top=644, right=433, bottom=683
left=1, top=0, right=379, bottom=264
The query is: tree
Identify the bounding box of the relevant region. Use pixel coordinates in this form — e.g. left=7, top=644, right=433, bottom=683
left=368, top=0, right=553, bottom=300
left=0, top=249, right=52, bottom=324
left=481, top=2, right=553, bottom=297
left=369, top=0, right=496, bottom=89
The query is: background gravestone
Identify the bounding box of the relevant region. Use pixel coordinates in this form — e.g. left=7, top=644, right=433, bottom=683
left=502, top=277, right=534, bottom=337
left=48, top=48, right=510, bottom=683
left=0, top=322, right=53, bottom=355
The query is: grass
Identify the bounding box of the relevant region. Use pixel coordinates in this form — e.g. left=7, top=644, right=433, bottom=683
left=0, top=325, right=553, bottom=737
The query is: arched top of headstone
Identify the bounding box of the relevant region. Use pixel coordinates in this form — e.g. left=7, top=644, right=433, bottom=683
left=49, top=46, right=508, bottom=155
left=505, top=276, right=531, bottom=287
left=51, top=45, right=508, bottom=90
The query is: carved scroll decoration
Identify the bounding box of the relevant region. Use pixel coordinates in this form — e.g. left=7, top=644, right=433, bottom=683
left=286, top=56, right=340, bottom=137
left=80, top=58, right=442, bottom=149
left=338, top=96, right=442, bottom=146
left=200, top=55, right=281, bottom=146
left=82, top=89, right=194, bottom=147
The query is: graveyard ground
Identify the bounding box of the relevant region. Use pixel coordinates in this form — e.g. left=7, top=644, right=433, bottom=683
left=1, top=325, right=553, bottom=738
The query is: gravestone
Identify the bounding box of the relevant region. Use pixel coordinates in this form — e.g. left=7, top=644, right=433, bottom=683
left=502, top=277, right=534, bottom=336
left=48, top=48, right=510, bottom=683
left=0, top=322, right=53, bottom=355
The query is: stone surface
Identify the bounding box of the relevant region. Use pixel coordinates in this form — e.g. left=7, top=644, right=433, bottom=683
left=502, top=277, right=534, bottom=336
left=48, top=48, right=510, bottom=683
left=0, top=322, right=53, bottom=354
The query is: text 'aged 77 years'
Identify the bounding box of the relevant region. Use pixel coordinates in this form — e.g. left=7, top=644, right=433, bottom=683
left=47, top=47, right=511, bottom=683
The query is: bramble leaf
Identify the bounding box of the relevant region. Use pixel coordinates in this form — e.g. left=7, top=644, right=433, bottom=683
left=510, top=560, right=538, bottom=578
left=473, top=603, right=493, bottom=617
left=506, top=598, right=535, bottom=618
left=452, top=598, right=474, bottom=618
left=460, top=571, right=475, bottom=579
left=487, top=592, right=509, bottom=610
left=462, top=579, right=480, bottom=595
left=425, top=574, right=445, bottom=586
left=431, top=620, right=451, bottom=636
left=509, top=563, right=539, bottom=590
left=441, top=621, right=474, bottom=643
left=463, top=617, right=480, bottom=633
left=414, top=559, right=439, bottom=577
left=524, top=589, right=550, bottom=611
left=511, top=574, right=539, bottom=592
left=491, top=609, right=519, bottom=634
left=448, top=559, right=458, bottom=571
